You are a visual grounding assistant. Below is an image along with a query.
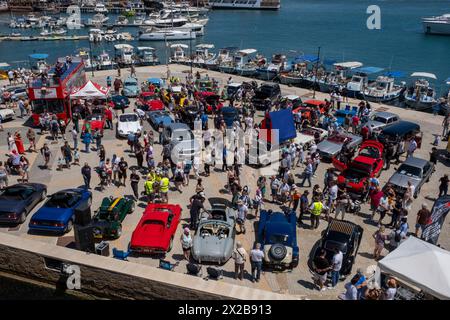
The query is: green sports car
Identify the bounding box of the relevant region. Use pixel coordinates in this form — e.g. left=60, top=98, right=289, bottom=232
left=91, top=196, right=135, bottom=240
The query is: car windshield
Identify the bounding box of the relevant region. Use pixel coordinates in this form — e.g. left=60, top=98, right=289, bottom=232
left=119, top=114, right=138, bottom=122
left=397, top=164, right=422, bottom=178
left=343, top=167, right=369, bottom=179
left=324, top=240, right=347, bottom=254
left=125, top=81, right=137, bottom=86
left=268, top=233, right=290, bottom=246
left=199, top=223, right=229, bottom=238
left=46, top=193, right=80, bottom=208
left=327, top=134, right=349, bottom=144
left=0, top=187, right=32, bottom=199
left=359, top=146, right=380, bottom=158
left=372, top=116, right=388, bottom=123
left=142, top=95, right=156, bottom=101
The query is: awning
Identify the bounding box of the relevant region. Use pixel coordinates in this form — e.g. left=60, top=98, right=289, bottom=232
left=29, top=53, right=49, bottom=60
left=196, top=44, right=214, bottom=49
left=384, top=71, right=405, bottom=78
left=353, top=66, right=384, bottom=74
left=410, top=72, right=437, bottom=80
left=294, top=55, right=319, bottom=63
left=170, top=44, right=188, bottom=49
left=114, top=44, right=134, bottom=50
left=137, top=46, right=155, bottom=51
left=333, top=61, right=363, bottom=69
left=238, top=49, right=257, bottom=55
left=70, top=80, right=109, bottom=98
left=378, top=237, right=450, bottom=299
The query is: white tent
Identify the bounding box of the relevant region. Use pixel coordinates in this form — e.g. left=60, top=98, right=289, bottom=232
left=70, top=80, right=110, bottom=99
left=378, top=237, right=450, bottom=299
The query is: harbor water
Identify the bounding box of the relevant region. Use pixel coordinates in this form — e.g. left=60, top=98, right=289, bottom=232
left=1, top=0, right=450, bottom=90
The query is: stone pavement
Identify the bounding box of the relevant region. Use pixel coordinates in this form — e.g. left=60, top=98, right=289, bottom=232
left=0, top=64, right=448, bottom=300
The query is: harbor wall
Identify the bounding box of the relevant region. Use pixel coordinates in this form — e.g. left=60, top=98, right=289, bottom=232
left=0, top=233, right=298, bottom=300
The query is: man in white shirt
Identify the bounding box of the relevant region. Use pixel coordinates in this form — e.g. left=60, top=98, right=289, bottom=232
left=237, top=200, right=248, bottom=234
left=329, top=248, right=343, bottom=289
left=250, top=243, right=265, bottom=282
left=232, top=241, right=247, bottom=281
left=407, top=138, right=417, bottom=158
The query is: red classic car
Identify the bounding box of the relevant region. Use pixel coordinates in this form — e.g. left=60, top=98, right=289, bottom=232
left=135, top=91, right=164, bottom=112
left=130, top=203, right=181, bottom=255
left=82, top=112, right=105, bottom=133
left=292, top=99, right=326, bottom=121
left=333, top=140, right=384, bottom=198
left=195, top=91, right=223, bottom=113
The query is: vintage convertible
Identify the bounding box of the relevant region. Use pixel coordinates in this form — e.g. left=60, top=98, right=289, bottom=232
left=191, top=203, right=236, bottom=264
left=90, top=196, right=135, bottom=240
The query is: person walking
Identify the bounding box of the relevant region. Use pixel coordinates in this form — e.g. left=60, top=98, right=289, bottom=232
left=40, top=143, right=51, bottom=169
left=372, top=226, right=387, bottom=260
left=236, top=199, right=248, bottom=234
left=415, top=203, right=431, bottom=237
left=61, top=141, right=72, bottom=169
left=82, top=130, right=93, bottom=153
left=26, top=128, right=36, bottom=152
left=160, top=173, right=170, bottom=203
left=250, top=243, right=264, bottom=283
left=118, top=157, right=128, bottom=186
left=328, top=247, right=343, bottom=289
left=439, top=174, right=449, bottom=197
left=442, top=114, right=449, bottom=138
left=189, top=192, right=205, bottom=230
left=298, top=190, right=309, bottom=224
left=232, top=241, right=247, bottom=281
left=0, top=161, right=8, bottom=189
left=180, top=227, right=193, bottom=261
left=130, top=169, right=140, bottom=200
left=81, top=162, right=91, bottom=189
left=300, top=160, right=313, bottom=187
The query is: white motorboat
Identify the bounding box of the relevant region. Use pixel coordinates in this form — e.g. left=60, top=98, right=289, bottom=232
left=139, top=29, right=195, bottom=41
left=363, top=75, right=406, bottom=103
left=76, top=48, right=98, bottom=70
left=114, top=43, right=135, bottom=66
left=404, top=72, right=438, bottom=112
left=208, top=0, right=280, bottom=10
left=116, top=16, right=129, bottom=25
left=422, top=14, right=450, bottom=35
left=88, top=14, right=109, bottom=26
left=234, top=49, right=259, bottom=76
left=144, top=17, right=189, bottom=28
left=96, top=51, right=115, bottom=70
left=192, top=44, right=216, bottom=67
left=169, top=43, right=190, bottom=64
left=256, top=53, right=288, bottom=80
left=0, top=1, right=8, bottom=12
left=149, top=22, right=204, bottom=36
left=136, top=47, right=159, bottom=65
left=94, top=3, right=108, bottom=14
left=206, top=47, right=237, bottom=71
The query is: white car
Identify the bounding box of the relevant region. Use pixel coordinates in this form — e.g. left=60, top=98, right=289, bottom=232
left=294, top=126, right=328, bottom=148
left=0, top=108, right=15, bottom=122
left=116, top=113, right=142, bottom=138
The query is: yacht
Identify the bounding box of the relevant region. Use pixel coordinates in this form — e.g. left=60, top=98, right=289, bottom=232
left=362, top=75, right=406, bottom=103
left=0, top=1, right=9, bottom=12
left=88, top=14, right=109, bottom=26
left=404, top=72, right=438, bottom=112
left=256, top=53, right=289, bottom=80
left=144, top=17, right=189, bottom=28
left=208, top=0, right=281, bottom=10
left=139, top=29, right=195, bottom=41
left=169, top=44, right=190, bottom=64
left=94, top=3, right=108, bottom=14
left=422, top=14, right=450, bottom=35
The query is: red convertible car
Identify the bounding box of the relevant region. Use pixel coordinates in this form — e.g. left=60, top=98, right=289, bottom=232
left=135, top=91, right=164, bottom=112
left=82, top=113, right=105, bottom=133
left=130, top=203, right=181, bottom=255
left=333, top=140, right=384, bottom=198
left=292, top=99, right=326, bottom=121
left=195, top=91, right=223, bottom=113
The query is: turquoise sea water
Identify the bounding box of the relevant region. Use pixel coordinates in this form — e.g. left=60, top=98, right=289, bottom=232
left=0, top=0, right=449, bottom=91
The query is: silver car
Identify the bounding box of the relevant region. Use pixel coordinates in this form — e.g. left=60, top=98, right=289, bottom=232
left=364, top=111, right=400, bottom=132
left=386, top=156, right=434, bottom=198
left=316, top=130, right=363, bottom=161
left=192, top=204, right=236, bottom=264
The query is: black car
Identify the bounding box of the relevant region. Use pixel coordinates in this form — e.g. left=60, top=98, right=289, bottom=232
left=378, top=120, right=422, bottom=157
left=308, top=220, right=363, bottom=279
left=110, top=95, right=130, bottom=110
left=252, top=82, right=281, bottom=111
left=0, top=183, right=47, bottom=225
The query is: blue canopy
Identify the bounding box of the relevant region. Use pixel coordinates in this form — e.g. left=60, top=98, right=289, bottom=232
left=266, top=109, right=296, bottom=143
left=294, top=55, right=319, bottom=63
left=353, top=66, right=384, bottom=74
left=384, top=71, right=405, bottom=78
left=29, top=53, right=49, bottom=60
left=445, top=77, right=450, bottom=85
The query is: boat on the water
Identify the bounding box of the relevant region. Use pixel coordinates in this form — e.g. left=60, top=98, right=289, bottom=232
left=94, top=3, right=108, bottom=14
left=404, top=72, right=438, bottom=112
left=256, top=53, right=289, bottom=80
left=422, top=13, right=450, bottom=35
left=192, top=44, right=216, bottom=68
left=362, top=73, right=406, bottom=103
left=139, top=29, right=195, bottom=41
left=75, top=48, right=98, bottom=70
left=96, top=51, right=115, bottom=70
left=234, top=49, right=260, bottom=77
left=87, top=14, right=109, bottom=26
left=114, top=43, right=136, bottom=67
left=346, top=66, right=384, bottom=99
left=204, top=47, right=237, bottom=70
left=208, top=0, right=281, bottom=10
left=136, top=47, right=159, bottom=66
left=169, top=44, right=190, bottom=64
left=317, top=61, right=362, bottom=93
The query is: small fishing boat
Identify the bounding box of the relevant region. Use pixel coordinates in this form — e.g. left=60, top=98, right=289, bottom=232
left=94, top=3, right=108, bottom=14
left=362, top=72, right=406, bottom=103
left=88, top=14, right=109, bottom=26
left=116, top=16, right=129, bottom=25
left=317, top=61, right=363, bottom=93
left=234, top=49, right=259, bottom=77
left=404, top=72, right=438, bottom=112
left=114, top=43, right=136, bottom=66
left=96, top=51, right=115, bottom=70
left=169, top=43, right=190, bottom=64
left=346, top=66, right=384, bottom=99
left=256, top=53, right=289, bottom=80
left=205, top=47, right=237, bottom=71
left=192, top=44, right=216, bottom=68
left=136, top=47, right=159, bottom=66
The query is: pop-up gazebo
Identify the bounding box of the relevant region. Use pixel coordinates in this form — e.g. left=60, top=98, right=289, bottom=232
left=70, top=80, right=109, bottom=99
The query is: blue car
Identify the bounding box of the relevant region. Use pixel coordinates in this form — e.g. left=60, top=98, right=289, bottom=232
left=334, top=107, right=358, bottom=126
left=122, top=77, right=140, bottom=98
left=257, top=210, right=299, bottom=269
left=147, top=77, right=165, bottom=88
left=110, top=95, right=130, bottom=110
left=29, top=188, right=92, bottom=234
left=147, top=110, right=174, bottom=130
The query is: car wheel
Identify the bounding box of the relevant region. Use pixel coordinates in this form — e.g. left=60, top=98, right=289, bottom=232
left=65, top=219, right=73, bottom=233
left=40, top=189, right=47, bottom=201
left=128, top=201, right=135, bottom=214
left=269, top=243, right=287, bottom=261
left=167, top=236, right=174, bottom=252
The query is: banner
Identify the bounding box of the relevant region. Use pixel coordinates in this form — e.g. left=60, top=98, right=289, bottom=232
left=421, top=195, right=450, bottom=245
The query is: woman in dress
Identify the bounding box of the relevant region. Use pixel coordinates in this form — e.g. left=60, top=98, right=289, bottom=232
left=7, top=132, right=16, bottom=152
left=372, top=226, right=387, bottom=260
left=14, top=132, right=25, bottom=155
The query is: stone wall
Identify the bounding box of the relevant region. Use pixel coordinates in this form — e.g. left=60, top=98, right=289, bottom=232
left=0, top=233, right=299, bottom=300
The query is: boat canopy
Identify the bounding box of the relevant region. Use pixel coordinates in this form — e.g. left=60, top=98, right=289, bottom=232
left=410, top=72, right=437, bottom=80
left=114, top=44, right=134, bottom=50
left=0, top=62, right=10, bottom=70
left=137, top=46, right=155, bottom=51
left=294, top=55, right=319, bottom=63
left=384, top=71, right=405, bottom=78
left=353, top=66, right=384, bottom=74
left=29, top=53, right=49, bottom=60
left=445, top=77, right=450, bottom=85
left=238, top=49, right=257, bottom=55
left=333, top=61, right=363, bottom=69
left=170, top=44, right=188, bottom=49
left=196, top=44, right=214, bottom=49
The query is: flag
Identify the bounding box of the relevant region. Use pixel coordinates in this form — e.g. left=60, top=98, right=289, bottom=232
left=421, top=196, right=450, bottom=245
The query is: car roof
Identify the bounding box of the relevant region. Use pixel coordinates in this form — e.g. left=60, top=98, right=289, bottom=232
left=260, top=82, right=279, bottom=87
left=402, top=156, right=429, bottom=168
left=304, top=99, right=325, bottom=106
left=327, top=219, right=358, bottom=237
left=381, top=120, right=420, bottom=136
left=372, top=111, right=398, bottom=119
left=165, top=122, right=189, bottom=130
left=228, top=82, right=242, bottom=87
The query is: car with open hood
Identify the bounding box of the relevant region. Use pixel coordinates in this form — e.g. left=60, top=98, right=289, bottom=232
left=147, top=110, right=174, bottom=130
left=316, top=130, right=363, bottom=162
left=0, top=183, right=47, bottom=225
left=192, top=203, right=236, bottom=264
left=130, top=204, right=181, bottom=255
